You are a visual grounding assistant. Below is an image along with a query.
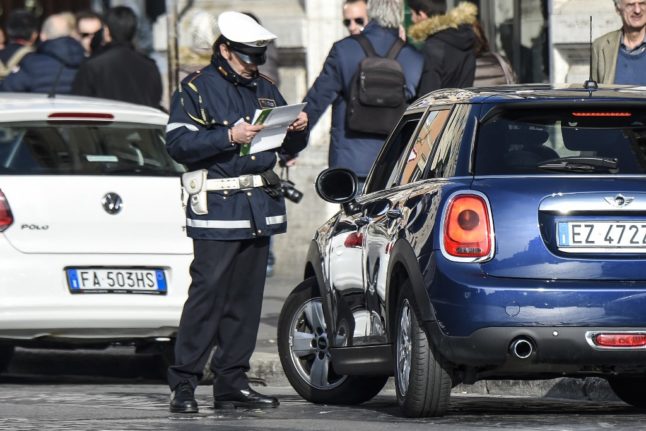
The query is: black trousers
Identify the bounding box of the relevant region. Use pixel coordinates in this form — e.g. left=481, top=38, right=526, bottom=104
left=167, top=237, right=270, bottom=394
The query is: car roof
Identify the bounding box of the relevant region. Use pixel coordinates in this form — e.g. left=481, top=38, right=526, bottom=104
left=0, top=93, right=168, bottom=125
left=409, top=83, right=646, bottom=111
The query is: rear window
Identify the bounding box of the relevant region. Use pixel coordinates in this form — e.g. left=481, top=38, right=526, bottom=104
left=0, top=122, right=184, bottom=176
left=475, top=108, right=646, bottom=175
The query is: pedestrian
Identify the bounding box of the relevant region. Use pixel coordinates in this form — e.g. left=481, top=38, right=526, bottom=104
left=71, top=6, right=162, bottom=108
left=343, top=0, right=369, bottom=36
left=303, top=0, right=423, bottom=188
left=165, top=11, right=308, bottom=414
left=1, top=13, right=85, bottom=94
left=472, top=19, right=517, bottom=86
left=75, top=10, right=103, bottom=57
left=0, top=9, right=38, bottom=81
left=407, top=0, right=478, bottom=95
left=592, top=0, right=646, bottom=85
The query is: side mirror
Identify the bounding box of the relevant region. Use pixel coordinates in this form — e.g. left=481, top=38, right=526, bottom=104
left=315, top=168, right=358, bottom=204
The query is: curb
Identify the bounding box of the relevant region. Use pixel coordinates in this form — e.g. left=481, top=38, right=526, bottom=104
left=249, top=352, right=620, bottom=402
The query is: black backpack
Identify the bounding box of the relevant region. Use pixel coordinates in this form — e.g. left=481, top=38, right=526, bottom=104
left=346, top=34, right=407, bottom=135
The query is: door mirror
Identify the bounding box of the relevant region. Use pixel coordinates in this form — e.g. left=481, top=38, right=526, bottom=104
left=315, top=168, right=358, bottom=204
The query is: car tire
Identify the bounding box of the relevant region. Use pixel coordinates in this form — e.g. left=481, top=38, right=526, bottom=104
left=393, top=281, right=452, bottom=417
left=608, top=376, right=646, bottom=409
left=0, top=345, right=14, bottom=373
left=277, top=277, right=388, bottom=404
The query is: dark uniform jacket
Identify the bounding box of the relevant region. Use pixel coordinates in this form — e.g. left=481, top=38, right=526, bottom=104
left=303, top=21, right=423, bottom=178
left=409, top=2, right=478, bottom=96
left=166, top=54, right=308, bottom=241
left=1, top=36, right=84, bottom=94
left=71, top=42, right=162, bottom=108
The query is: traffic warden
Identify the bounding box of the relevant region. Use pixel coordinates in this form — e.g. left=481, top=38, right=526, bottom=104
left=165, top=11, right=308, bottom=414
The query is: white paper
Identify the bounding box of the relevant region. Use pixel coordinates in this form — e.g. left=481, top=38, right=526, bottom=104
left=240, top=103, right=307, bottom=155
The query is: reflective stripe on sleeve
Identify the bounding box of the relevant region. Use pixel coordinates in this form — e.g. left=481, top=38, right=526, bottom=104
left=186, top=218, right=251, bottom=229
left=167, top=122, right=199, bottom=133
left=266, top=215, right=287, bottom=225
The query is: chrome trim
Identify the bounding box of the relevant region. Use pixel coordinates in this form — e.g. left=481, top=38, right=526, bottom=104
left=585, top=330, right=646, bottom=351
left=540, top=192, right=646, bottom=213
left=439, top=190, right=495, bottom=263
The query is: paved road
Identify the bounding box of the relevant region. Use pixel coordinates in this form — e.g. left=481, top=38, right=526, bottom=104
left=0, top=380, right=642, bottom=431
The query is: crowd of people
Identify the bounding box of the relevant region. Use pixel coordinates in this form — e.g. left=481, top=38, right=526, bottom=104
left=0, top=6, right=162, bottom=108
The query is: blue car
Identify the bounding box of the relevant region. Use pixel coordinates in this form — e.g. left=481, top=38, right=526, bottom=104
left=277, top=84, right=646, bottom=417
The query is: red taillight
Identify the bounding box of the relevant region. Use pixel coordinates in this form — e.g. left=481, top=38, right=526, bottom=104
left=571, top=112, right=632, bottom=117
left=443, top=194, right=492, bottom=259
left=0, top=190, right=13, bottom=232
left=595, top=333, right=646, bottom=348
left=344, top=232, right=363, bottom=248
left=47, top=112, right=114, bottom=120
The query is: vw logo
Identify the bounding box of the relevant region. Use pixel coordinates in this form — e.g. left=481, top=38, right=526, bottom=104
left=102, top=192, right=123, bottom=215
left=604, top=194, right=634, bottom=208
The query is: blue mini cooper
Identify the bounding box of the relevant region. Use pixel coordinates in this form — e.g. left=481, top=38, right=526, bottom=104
left=277, top=84, right=646, bottom=417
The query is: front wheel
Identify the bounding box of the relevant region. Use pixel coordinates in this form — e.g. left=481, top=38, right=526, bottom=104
left=277, top=277, right=388, bottom=404
left=608, top=376, right=646, bottom=409
left=394, top=281, right=452, bottom=417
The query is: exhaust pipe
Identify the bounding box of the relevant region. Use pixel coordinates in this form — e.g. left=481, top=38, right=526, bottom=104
left=509, top=337, right=534, bottom=359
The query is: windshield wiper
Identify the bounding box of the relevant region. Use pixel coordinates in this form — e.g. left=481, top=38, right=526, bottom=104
left=537, top=157, right=619, bottom=173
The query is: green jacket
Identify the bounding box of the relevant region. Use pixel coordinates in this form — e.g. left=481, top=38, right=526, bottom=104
left=591, top=29, right=621, bottom=84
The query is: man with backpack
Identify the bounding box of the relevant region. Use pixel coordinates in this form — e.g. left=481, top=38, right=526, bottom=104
left=303, top=0, right=423, bottom=189
left=0, top=9, right=38, bottom=81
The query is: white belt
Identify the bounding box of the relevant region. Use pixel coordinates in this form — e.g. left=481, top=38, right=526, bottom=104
left=205, top=174, right=265, bottom=191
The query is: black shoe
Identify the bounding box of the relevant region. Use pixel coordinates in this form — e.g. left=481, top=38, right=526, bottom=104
left=213, top=387, right=279, bottom=409
left=170, top=381, right=198, bottom=413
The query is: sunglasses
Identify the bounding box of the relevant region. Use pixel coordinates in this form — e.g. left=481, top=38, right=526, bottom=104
left=80, top=31, right=98, bottom=38
left=343, top=17, right=366, bottom=27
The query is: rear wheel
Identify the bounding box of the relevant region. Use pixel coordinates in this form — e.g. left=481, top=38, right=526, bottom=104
left=394, top=282, right=452, bottom=417
left=278, top=277, right=388, bottom=404
left=608, top=376, right=646, bottom=409
left=0, top=345, right=14, bottom=373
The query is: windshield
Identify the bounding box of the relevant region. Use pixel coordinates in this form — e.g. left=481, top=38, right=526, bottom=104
left=0, top=122, right=184, bottom=176
left=475, top=108, right=646, bottom=175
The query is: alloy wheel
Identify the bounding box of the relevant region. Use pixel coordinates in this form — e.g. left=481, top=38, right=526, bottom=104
left=396, top=299, right=412, bottom=396
left=288, top=298, right=347, bottom=389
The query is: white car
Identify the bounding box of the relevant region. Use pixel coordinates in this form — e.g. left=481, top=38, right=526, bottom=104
left=0, top=94, right=192, bottom=374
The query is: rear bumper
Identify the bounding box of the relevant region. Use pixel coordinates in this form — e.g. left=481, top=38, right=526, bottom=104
left=427, top=324, right=646, bottom=378
left=0, top=242, right=191, bottom=343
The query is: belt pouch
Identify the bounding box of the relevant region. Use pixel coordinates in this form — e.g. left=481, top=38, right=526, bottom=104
left=181, top=169, right=208, bottom=215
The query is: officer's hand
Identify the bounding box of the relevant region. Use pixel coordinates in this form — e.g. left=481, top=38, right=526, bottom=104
left=230, top=122, right=264, bottom=145
left=288, top=112, right=308, bottom=132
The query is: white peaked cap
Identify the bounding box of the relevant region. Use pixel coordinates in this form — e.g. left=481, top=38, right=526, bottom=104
left=217, top=11, right=277, bottom=47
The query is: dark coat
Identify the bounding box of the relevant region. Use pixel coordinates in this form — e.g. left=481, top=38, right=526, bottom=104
left=1, top=37, right=84, bottom=94
left=409, top=2, right=478, bottom=96
left=303, top=21, right=423, bottom=178
left=165, top=56, right=309, bottom=241
left=71, top=42, right=162, bottom=108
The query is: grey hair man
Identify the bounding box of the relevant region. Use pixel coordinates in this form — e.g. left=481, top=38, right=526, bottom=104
left=303, top=0, right=423, bottom=185
left=592, top=0, right=646, bottom=84
left=41, top=12, right=76, bottom=41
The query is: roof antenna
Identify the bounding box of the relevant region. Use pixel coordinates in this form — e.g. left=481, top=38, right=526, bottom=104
left=584, top=16, right=598, bottom=90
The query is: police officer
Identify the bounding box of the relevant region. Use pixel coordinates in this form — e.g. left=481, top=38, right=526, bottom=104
left=165, top=11, right=308, bottom=413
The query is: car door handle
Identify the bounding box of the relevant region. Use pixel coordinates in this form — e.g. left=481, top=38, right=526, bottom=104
left=387, top=208, right=403, bottom=219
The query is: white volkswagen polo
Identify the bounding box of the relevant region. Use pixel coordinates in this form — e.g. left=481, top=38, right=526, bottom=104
left=0, top=94, right=191, bottom=374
